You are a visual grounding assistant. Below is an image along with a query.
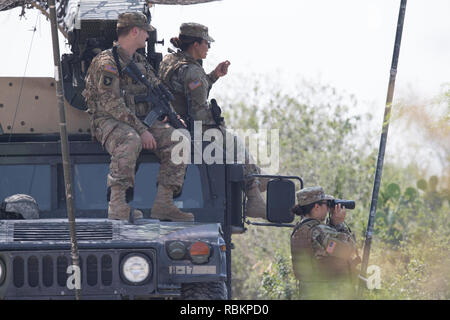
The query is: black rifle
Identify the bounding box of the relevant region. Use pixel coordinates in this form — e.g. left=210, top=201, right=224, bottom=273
left=210, top=98, right=224, bottom=126
left=185, top=88, right=195, bottom=133
left=123, top=61, right=185, bottom=130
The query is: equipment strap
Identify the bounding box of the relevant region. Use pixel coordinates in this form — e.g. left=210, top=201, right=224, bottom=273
left=112, top=46, right=123, bottom=78
left=291, top=218, right=320, bottom=237
left=112, top=46, right=149, bottom=91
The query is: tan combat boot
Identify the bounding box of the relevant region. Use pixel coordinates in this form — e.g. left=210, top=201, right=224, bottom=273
left=246, top=185, right=266, bottom=219
left=132, top=209, right=143, bottom=220
left=108, top=185, right=143, bottom=220
left=150, top=184, right=194, bottom=222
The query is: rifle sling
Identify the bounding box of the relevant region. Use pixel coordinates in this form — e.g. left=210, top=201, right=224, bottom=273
left=112, top=46, right=145, bottom=87
left=112, top=46, right=123, bottom=78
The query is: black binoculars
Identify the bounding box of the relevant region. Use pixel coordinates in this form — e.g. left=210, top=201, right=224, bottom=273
left=328, top=199, right=355, bottom=210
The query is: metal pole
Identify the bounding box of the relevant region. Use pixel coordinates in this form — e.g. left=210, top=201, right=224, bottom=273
left=358, top=0, right=407, bottom=296
left=48, top=0, right=81, bottom=300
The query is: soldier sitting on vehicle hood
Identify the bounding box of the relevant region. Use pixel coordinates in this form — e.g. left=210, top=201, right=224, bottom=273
left=158, top=22, right=269, bottom=220
left=82, top=12, right=194, bottom=222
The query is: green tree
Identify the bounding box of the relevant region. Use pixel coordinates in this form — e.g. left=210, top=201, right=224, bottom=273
left=217, top=77, right=449, bottom=300
left=219, top=79, right=377, bottom=299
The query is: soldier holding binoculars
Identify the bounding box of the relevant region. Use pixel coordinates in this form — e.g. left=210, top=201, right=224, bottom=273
left=290, top=186, right=361, bottom=299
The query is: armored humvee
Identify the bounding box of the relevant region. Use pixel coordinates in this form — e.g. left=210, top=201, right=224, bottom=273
left=0, top=0, right=298, bottom=300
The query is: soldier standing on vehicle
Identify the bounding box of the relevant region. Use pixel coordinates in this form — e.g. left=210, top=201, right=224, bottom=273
left=290, top=186, right=360, bottom=299
left=159, top=22, right=267, bottom=219
left=82, top=12, right=194, bottom=222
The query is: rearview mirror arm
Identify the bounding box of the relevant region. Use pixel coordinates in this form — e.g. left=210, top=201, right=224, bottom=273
left=245, top=220, right=295, bottom=228
left=247, top=174, right=303, bottom=189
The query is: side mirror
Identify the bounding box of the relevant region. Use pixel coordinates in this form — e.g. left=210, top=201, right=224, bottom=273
left=266, top=179, right=295, bottom=223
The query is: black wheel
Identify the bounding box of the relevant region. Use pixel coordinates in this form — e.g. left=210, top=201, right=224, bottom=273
left=181, top=281, right=228, bottom=300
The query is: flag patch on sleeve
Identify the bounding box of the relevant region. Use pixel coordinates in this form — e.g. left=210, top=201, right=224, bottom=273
left=188, top=80, right=202, bottom=91
left=326, top=240, right=336, bottom=254
left=104, top=64, right=118, bottom=75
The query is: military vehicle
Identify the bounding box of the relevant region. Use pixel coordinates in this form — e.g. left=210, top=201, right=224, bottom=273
left=0, top=0, right=299, bottom=300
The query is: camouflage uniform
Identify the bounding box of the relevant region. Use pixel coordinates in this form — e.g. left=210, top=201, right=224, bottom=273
left=159, top=50, right=217, bottom=125
left=290, top=187, right=360, bottom=299
left=159, top=23, right=266, bottom=218
left=159, top=44, right=261, bottom=185
left=82, top=12, right=191, bottom=221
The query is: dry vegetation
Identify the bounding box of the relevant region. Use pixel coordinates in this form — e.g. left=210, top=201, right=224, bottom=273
left=219, top=79, right=450, bottom=300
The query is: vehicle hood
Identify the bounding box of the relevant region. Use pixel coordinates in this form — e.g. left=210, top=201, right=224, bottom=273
left=0, top=219, right=223, bottom=248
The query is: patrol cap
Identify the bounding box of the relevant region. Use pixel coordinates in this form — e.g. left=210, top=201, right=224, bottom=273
left=296, top=186, right=334, bottom=206
left=180, top=22, right=215, bottom=42
left=117, top=12, right=155, bottom=32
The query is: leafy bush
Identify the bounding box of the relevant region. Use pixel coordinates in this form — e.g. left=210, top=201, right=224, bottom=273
left=222, top=78, right=449, bottom=300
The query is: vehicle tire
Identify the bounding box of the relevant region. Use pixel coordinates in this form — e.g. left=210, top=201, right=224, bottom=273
left=181, top=281, right=227, bottom=300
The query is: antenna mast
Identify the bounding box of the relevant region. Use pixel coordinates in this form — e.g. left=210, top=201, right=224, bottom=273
left=48, top=0, right=82, bottom=300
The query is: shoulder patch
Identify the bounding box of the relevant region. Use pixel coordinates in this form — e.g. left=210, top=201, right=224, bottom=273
left=326, top=240, right=336, bottom=254
left=104, top=64, right=118, bottom=75
left=188, top=80, right=202, bottom=91
left=103, top=75, right=113, bottom=86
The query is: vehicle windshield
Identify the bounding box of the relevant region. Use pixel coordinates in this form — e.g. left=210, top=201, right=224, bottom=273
left=0, top=163, right=203, bottom=215
left=0, top=164, right=52, bottom=211
left=74, top=163, right=203, bottom=210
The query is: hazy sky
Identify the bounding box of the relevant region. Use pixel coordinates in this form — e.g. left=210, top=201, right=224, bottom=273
left=1, top=0, right=448, bottom=107
left=0, top=0, right=449, bottom=174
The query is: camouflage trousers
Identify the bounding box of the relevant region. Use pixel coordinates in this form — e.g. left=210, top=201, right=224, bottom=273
left=97, top=120, right=187, bottom=194
left=204, top=125, right=261, bottom=191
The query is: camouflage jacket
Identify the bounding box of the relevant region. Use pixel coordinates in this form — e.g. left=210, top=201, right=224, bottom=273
left=82, top=44, right=158, bottom=143
left=158, top=51, right=218, bottom=125
left=291, top=218, right=359, bottom=282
